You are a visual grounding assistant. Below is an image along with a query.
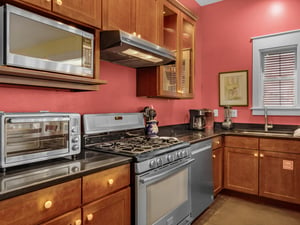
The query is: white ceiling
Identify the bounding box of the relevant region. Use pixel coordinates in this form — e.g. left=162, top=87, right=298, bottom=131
left=195, top=0, right=223, bottom=6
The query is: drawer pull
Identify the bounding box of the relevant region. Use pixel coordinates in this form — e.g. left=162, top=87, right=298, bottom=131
left=260, top=153, right=264, bottom=158
left=56, top=0, right=62, bottom=6
left=108, top=178, right=114, bottom=185
left=212, top=154, right=216, bottom=159
left=44, top=200, right=53, bottom=209
left=254, top=153, right=258, bottom=157
left=74, top=219, right=82, bottom=225
left=216, top=141, right=220, bottom=145
left=46, top=0, right=51, bottom=2
left=86, top=213, right=94, bottom=221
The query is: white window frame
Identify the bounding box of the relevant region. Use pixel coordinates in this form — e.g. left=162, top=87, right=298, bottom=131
left=252, top=29, right=300, bottom=116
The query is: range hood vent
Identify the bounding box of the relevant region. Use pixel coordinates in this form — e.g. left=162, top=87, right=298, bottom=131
left=100, top=30, right=176, bottom=68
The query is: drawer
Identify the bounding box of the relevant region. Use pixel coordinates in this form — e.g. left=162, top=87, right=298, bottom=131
left=82, top=164, right=130, bottom=204
left=225, top=136, right=259, bottom=149
left=212, top=136, right=223, bottom=149
left=41, top=208, right=81, bottom=225
left=260, top=138, right=300, bottom=153
left=0, top=179, right=81, bottom=225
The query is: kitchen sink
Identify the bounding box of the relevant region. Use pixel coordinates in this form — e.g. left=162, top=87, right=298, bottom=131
left=233, top=130, right=293, bottom=137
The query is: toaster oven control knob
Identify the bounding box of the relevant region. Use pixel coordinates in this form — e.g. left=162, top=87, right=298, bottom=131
left=72, top=137, right=79, bottom=143
left=72, top=145, right=79, bottom=151
left=149, top=160, right=157, bottom=168
left=71, top=127, right=77, bottom=133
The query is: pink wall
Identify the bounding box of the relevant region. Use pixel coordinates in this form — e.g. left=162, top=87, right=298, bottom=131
left=185, top=0, right=300, bottom=125
left=0, top=0, right=299, bottom=126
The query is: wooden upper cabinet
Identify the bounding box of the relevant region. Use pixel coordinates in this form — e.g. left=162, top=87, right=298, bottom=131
left=12, top=0, right=102, bottom=28
left=136, top=0, right=196, bottom=99
left=102, top=0, right=160, bottom=44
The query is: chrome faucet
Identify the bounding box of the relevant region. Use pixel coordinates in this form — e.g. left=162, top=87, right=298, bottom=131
left=264, top=107, right=273, bottom=132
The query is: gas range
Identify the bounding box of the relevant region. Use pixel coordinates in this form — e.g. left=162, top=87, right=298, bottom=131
left=82, top=113, right=191, bottom=173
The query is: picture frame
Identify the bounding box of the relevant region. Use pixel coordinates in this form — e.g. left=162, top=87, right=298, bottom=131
left=219, top=70, right=248, bottom=106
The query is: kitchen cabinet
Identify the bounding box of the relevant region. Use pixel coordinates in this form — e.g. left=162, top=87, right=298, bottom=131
left=212, top=136, right=223, bottom=195
left=0, top=179, right=81, bottom=225
left=224, top=136, right=300, bottom=204
left=224, top=136, right=259, bottom=195
left=102, top=0, right=161, bottom=44
left=41, top=208, right=82, bottom=225
left=11, top=0, right=102, bottom=28
left=136, top=0, right=196, bottom=98
left=259, top=138, right=300, bottom=204
left=82, top=164, right=131, bottom=225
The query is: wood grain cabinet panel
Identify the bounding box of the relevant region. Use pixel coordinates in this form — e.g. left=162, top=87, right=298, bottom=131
left=260, top=138, right=300, bottom=154
left=82, top=164, right=131, bottom=204
left=41, top=208, right=82, bottom=225
left=224, top=147, right=259, bottom=195
left=212, top=146, right=223, bottom=195
left=224, top=136, right=259, bottom=149
left=102, top=0, right=160, bottom=44
left=0, top=179, right=81, bottom=225
left=82, top=187, right=131, bottom=225
left=212, top=136, right=223, bottom=149
left=13, top=0, right=102, bottom=28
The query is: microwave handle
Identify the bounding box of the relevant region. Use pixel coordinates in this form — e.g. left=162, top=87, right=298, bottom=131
left=9, top=117, right=70, bottom=123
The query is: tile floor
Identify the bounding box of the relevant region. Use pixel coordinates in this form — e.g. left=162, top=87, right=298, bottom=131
left=192, top=191, right=300, bottom=225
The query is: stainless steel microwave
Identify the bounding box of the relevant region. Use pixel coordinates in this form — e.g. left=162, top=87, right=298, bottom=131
left=0, top=4, right=94, bottom=77
left=0, top=112, right=81, bottom=169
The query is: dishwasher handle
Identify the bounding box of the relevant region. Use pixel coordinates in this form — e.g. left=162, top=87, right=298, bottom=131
left=140, top=158, right=194, bottom=184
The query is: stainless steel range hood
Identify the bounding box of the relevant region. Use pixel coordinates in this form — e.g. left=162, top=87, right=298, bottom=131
left=100, top=30, right=176, bottom=68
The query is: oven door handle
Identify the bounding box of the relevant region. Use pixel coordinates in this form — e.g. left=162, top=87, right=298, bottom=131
left=139, top=158, right=195, bottom=184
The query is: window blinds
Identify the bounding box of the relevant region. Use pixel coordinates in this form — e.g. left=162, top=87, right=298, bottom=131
left=263, top=50, right=296, bottom=106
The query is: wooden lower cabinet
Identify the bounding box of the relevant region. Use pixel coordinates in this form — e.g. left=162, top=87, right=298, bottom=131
left=212, top=136, right=223, bottom=195
left=224, top=147, right=259, bottom=195
left=41, top=208, right=82, bottom=225
left=259, top=150, right=300, bottom=204
left=82, top=187, right=131, bottom=225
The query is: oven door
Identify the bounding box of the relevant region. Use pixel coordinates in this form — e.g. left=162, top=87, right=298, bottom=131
left=135, top=158, right=194, bottom=225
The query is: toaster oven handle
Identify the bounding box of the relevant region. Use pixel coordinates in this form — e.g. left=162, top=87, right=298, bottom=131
left=9, top=117, right=70, bottom=123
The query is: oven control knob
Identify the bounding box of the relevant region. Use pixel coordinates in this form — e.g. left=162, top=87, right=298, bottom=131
left=72, top=145, right=79, bottom=151
left=72, top=137, right=79, bottom=143
left=177, top=151, right=183, bottom=158
left=156, top=158, right=163, bottom=166
left=149, top=160, right=157, bottom=168
left=167, top=154, right=174, bottom=162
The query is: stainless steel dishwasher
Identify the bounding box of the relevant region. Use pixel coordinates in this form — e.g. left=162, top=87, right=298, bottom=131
left=190, top=139, right=214, bottom=220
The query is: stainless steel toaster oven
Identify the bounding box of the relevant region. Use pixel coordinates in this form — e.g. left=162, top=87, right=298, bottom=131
left=0, top=112, right=81, bottom=169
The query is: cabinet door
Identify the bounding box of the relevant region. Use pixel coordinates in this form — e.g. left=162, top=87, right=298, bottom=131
left=135, top=0, right=160, bottom=44
left=102, top=0, right=135, bottom=33
left=40, top=208, right=82, bottom=225
left=259, top=151, right=300, bottom=204
left=83, top=187, right=131, bottom=225
left=224, top=147, right=259, bottom=195
left=212, top=147, right=223, bottom=195
left=12, top=0, right=52, bottom=10
left=52, top=0, right=102, bottom=28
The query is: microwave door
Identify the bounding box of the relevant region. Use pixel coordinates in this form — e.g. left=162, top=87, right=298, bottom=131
left=4, top=4, right=94, bottom=77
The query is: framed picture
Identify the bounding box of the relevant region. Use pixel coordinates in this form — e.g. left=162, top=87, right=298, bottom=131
left=219, top=70, right=248, bottom=106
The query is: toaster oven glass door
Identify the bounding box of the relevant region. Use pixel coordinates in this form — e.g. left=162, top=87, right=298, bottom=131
left=4, top=117, right=70, bottom=161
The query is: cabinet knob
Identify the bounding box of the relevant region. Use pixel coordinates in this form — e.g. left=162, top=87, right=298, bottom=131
left=44, top=200, right=53, bottom=209
left=132, top=32, right=137, bottom=36
left=137, top=34, right=141, bottom=38
left=86, top=213, right=94, bottom=221
left=108, top=178, right=114, bottom=185
left=46, top=0, right=51, bottom=2
left=74, top=219, right=82, bottom=225
left=56, top=0, right=62, bottom=6
left=212, top=154, right=216, bottom=159
left=216, top=141, right=220, bottom=145
left=260, top=153, right=264, bottom=158
left=254, top=153, right=258, bottom=157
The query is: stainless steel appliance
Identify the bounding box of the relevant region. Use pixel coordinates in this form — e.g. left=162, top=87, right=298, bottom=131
left=190, top=139, right=214, bottom=220
left=0, top=4, right=94, bottom=77
left=100, top=30, right=175, bottom=68
left=0, top=112, right=81, bottom=169
left=221, top=106, right=233, bottom=130
left=83, top=113, right=193, bottom=225
left=189, top=109, right=213, bottom=130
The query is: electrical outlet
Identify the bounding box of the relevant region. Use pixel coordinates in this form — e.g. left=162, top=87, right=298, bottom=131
left=231, top=109, right=238, bottom=117
left=213, top=109, right=218, bottom=117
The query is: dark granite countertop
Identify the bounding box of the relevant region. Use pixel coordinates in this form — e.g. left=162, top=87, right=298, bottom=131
left=0, top=150, right=131, bottom=201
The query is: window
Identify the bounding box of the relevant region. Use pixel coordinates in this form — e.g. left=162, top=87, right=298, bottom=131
left=252, top=30, right=300, bottom=116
